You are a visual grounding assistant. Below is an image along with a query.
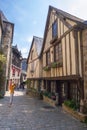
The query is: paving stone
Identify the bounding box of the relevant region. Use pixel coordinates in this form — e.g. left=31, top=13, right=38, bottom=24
left=0, top=90, right=86, bottom=130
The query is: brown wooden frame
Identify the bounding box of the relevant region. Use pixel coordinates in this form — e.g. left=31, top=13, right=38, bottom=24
left=54, top=42, right=62, bottom=63
left=46, top=50, right=50, bottom=66
left=52, top=19, right=58, bottom=38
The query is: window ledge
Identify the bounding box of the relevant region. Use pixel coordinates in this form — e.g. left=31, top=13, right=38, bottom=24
left=51, top=62, right=63, bottom=68
left=43, top=65, right=51, bottom=71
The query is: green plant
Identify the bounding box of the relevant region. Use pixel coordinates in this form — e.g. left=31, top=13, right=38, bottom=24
left=0, top=50, right=6, bottom=98
left=43, top=91, right=49, bottom=97
left=26, top=79, right=31, bottom=89
left=84, top=118, right=87, bottom=124
left=57, top=62, right=63, bottom=67
left=48, top=93, right=51, bottom=98
left=64, top=99, right=79, bottom=110
left=81, top=118, right=87, bottom=124
left=43, top=66, right=50, bottom=71
left=51, top=62, right=57, bottom=68
left=43, top=91, right=56, bottom=100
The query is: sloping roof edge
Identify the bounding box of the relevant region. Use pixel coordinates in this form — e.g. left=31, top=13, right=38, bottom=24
left=27, top=36, right=43, bottom=63
left=40, top=5, right=87, bottom=57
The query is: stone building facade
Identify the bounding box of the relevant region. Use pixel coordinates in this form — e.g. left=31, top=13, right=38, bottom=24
left=0, top=10, right=14, bottom=91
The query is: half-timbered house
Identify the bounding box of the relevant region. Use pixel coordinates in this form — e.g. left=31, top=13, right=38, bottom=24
left=40, top=6, right=87, bottom=111
left=27, top=36, right=43, bottom=91
left=10, top=45, right=22, bottom=87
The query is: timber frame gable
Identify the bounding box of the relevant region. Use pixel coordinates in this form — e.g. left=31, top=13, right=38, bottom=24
left=39, top=5, right=87, bottom=111
left=40, top=5, right=86, bottom=56
left=27, top=36, right=43, bottom=63
left=27, top=36, right=43, bottom=94
left=26, top=6, right=87, bottom=114
left=41, top=5, right=87, bottom=77
left=27, top=36, right=43, bottom=79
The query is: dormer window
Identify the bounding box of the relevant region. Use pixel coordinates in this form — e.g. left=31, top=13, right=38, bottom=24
left=52, top=20, right=57, bottom=38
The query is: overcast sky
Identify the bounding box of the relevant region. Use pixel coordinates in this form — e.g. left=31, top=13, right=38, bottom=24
left=0, top=0, right=87, bottom=58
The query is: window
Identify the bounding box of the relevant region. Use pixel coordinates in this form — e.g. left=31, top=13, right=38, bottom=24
left=31, top=62, right=34, bottom=72
left=22, top=60, right=27, bottom=71
left=54, top=42, right=62, bottom=62
left=31, top=50, right=33, bottom=60
left=52, top=20, right=58, bottom=38
left=18, top=71, right=20, bottom=76
left=12, top=68, right=15, bottom=76
left=46, top=50, right=50, bottom=66
left=70, top=83, right=80, bottom=103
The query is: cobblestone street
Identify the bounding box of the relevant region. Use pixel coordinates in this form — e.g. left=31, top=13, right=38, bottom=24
left=0, top=90, right=87, bottom=130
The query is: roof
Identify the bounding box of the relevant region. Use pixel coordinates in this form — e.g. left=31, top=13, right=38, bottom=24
left=50, top=6, right=84, bottom=23
left=0, top=10, right=14, bottom=38
left=27, top=36, right=43, bottom=63
left=40, top=5, right=87, bottom=56
left=0, top=10, right=8, bottom=22
left=12, top=45, right=21, bottom=57
left=34, top=36, right=43, bottom=55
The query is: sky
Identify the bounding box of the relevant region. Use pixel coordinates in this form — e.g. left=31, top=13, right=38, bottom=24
left=0, top=0, right=87, bottom=58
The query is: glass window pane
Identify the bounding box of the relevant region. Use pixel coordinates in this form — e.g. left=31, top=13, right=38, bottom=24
left=52, top=20, right=57, bottom=38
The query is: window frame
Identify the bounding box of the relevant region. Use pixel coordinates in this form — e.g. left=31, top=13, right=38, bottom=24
left=52, top=19, right=58, bottom=38
left=31, top=50, right=33, bottom=60
left=54, top=42, right=62, bottom=63
left=46, top=50, right=50, bottom=66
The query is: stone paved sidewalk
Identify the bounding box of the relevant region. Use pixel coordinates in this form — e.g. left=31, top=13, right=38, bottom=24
left=0, top=90, right=87, bottom=130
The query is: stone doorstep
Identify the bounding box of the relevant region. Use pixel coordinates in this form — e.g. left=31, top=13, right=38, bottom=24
left=62, top=103, right=87, bottom=122
left=43, top=95, right=56, bottom=107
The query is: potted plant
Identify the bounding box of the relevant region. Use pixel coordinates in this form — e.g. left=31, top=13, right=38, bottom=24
left=51, top=62, right=57, bottom=68
left=57, top=62, right=63, bottom=67
left=43, top=66, right=50, bottom=71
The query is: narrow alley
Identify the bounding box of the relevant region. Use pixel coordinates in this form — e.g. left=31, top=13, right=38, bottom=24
left=0, top=90, right=87, bottom=130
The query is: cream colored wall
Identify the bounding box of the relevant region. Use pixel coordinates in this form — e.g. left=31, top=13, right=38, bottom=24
left=27, top=40, right=43, bottom=79
left=43, top=11, right=77, bottom=54
left=66, top=19, right=76, bottom=26
left=78, top=31, right=82, bottom=77
left=50, top=47, right=54, bottom=62
left=62, top=31, right=77, bottom=76
left=44, top=29, right=52, bottom=50
left=62, top=38, right=66, bottom=76
left=29, top=42, right=38, bottom=63
left=64, top=24, right=68, bottom=33
left=43, top=53, right=46, bottom=67
left=58, top=18, right=60, bottom=38
left=33, top=59, right=39, bottom=77
left=66, top=34, right=70, bottom=75
left=60, top=20, right=63, bottom=36
left=70, top=31, right=76, bottom=75
left=42, top=9, right=81, bottom=78
left=27, top=59, right=40, bottom=78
